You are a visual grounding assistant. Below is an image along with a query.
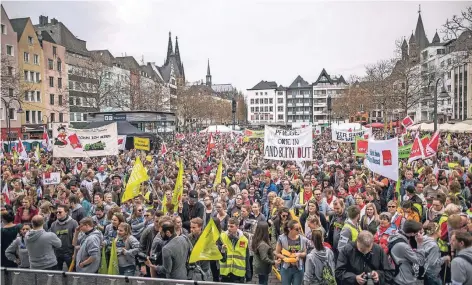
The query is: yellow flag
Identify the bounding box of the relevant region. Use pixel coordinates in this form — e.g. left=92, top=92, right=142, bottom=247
left=121, top=157, right=149, bottom=202
left=213, top=160, right=223, bottom=189
left=107, top=238, right=119, bottom=275
left=446, top=133, right=451, bottom=145
left=162, top=193, right=168, bottom=214
left=35, top=145, right=40, bottom=161
left=188, top=218, right=223, bottom=263
left=68, top=258, right=75, bottom=272
left=171, top=159, right=184, bottom=212
left=98, top=246, right=108, bottom=274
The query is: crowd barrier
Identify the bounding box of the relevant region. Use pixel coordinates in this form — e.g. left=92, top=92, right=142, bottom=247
left=0, top=268, right=239, bottom=285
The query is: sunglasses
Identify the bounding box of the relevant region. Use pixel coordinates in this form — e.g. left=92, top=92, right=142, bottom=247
left=144, top=214, right=151, bottom=217
left=281, top=214, right=288, bottom=218
left=388, top=205, right=396, bottom=208
left=137, top=209, right=143, bottom=212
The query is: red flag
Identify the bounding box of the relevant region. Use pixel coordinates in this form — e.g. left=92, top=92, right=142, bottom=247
left=17, top=138, right=27, bottom=159
left=42, top=126, right=50, bottom=150
left=2, top=183, right=10, bottom=205
left=408, top=134, right=425, bottom=163
left=401, top=116, right=414, bottom=128
left=425, top=131, right=439, bottom=158
left=206, top=133, right=215, bottom=157
left=421, top=136, right=430, bottom=153
left=160, top=142, right=168, bottom=156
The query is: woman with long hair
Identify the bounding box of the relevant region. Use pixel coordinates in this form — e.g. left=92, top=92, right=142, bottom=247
left=300, top=200, right=328, bottom=235
left=104, top=212, right=125, bottom=259
left=127, top=204, right=145, bottom=240
left=303, top=230, right=335, bottom=285
left=360, top=202, right=379, bottom=235
left=1, top=210, right=22, bottom=268
left=116, top=222, right=140, bottom=276
left=252, top=221, right=279, bottom=285
left=271, top=207, right=291, bottom=247
left=78, top=187, right=92, bottom=216
left=275, top=220, right=308, bottom=285
left=5, top=223, right=31, bottom=268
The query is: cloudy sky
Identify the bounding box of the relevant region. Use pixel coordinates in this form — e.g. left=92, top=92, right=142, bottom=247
left=3, top=1, right=469, bottom=91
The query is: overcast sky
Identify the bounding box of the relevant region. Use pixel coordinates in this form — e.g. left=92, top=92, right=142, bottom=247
left=3, top=1, right=469, bottom=91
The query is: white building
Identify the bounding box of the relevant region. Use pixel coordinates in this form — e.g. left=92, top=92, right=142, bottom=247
left=247, top=80, right=282, bottom=124
left=312, top=69, right=348, bottom=125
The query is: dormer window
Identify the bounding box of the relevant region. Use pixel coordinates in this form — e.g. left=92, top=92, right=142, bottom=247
left=28, top=36, right=33, bottom=45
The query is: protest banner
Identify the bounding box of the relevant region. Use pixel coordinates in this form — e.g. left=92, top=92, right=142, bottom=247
left=134, top=137, right=150, bottom=151
left=365, top=137, right=399, bottom=181
left=52, top=123, right=118, bottom=157
left=244, top=129, right=265, bottom=139
left=398, top=144, right=413, bottom=159
left=355, top=137, right=369, bottom=157
left=264, top=126, right=312, bottom=161
left=332, top=128, right=369, bottom=143
left=42, top=172, right=61, bottom=185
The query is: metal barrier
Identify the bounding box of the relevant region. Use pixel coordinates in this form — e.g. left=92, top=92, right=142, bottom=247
left=0, top=268, right=239, bottom=285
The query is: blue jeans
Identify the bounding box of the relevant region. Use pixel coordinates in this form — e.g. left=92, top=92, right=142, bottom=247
left=281, top=267, right=303, bottom=285
left=424, top=273, right=443, bottom=285
left=119, top=265, right=135, bottom=276
left=258, top=274, right=269, bottom=285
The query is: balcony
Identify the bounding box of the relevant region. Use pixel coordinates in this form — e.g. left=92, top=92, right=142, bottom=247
left=313, top=110, right=326, bottom=115
left=295, top=103, right=306, bottom=107
left=313, top=103, right=326, bottom=107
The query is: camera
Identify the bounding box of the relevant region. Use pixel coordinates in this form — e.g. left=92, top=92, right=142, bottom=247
left=136, top=252, right=158, bottom=265
left=365, top=272, right=375, bottom=285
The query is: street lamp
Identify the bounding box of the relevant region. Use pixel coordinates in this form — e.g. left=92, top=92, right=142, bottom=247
left=432, top=78, right=450, bottom=132
left=1, top=97, right=23, bottom=150
left=231, top=96, right=237, bottom=130
left=327, top=95, right=332, bottom=129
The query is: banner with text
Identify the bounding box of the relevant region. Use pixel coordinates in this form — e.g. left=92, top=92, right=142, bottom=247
left=365, top=137, right=399, bottom=181
left=332, top=128, right=369, bottom=143
left=244, top=129, right=265, bottom=139
left=398, top=144, right=413, bottom=159
left=52, top=123, right=118, bottom=158
left=134, top=137, right=150, bottom=151
left=264, top=126, right=312, bottom=161
left=355, top=137, right=369, bottom=157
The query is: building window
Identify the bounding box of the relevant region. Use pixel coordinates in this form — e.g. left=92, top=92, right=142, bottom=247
left=50, top=113, right=55, bottom=122
left=6, top=45, right=13, bottom=56
left=57, top=59, right=62, bottom=71
left=36, top=72, right=40, bottom=83
left=28, top=36, right=33, bottom=45
left=32, top=111, right=37, bottom=123
left=34, top=54, right=39, bottom=65
left=255, top=92, right=258, bottom=95
left=269, top=98, right=273, bottom=104
left=255, top=99, right=259, bottom=104
left=278, top=114, right=283, bottom=120
left=69, top=96, right=75, bottom=106
left=48, top=59, right=54, bottom=70
left=24, top=91, right=30, bottom=101
left=8, top=88, right=13, bottom=97
left=250, top=99, right=254, bottom=104
left=7, top=66, right=13, bottom=76
left=264, top=92, right=267, bottom=95
left=447, top=85, right=451, bottom=92
left=58, top=95, right=63, bottom=106
left=30, top=71, right=34, bottom=81
left=49, top=77, right=54, bottom=87
left=269, top=106, right=273, bottom=112
left=58, top=78, right=62, bottom=88
left=277, top=91, right=283, bottom=95
left=53, top=46, right=57, bottom=56
left=69, top=81, right=74, bottom=90
left=250, top=107, right=254, bottom=112
left=50, top=94, right=55, bottom=105
left=278, top=106, right=283, bottom=111
left=1, top=24, right=5, bottom=35
left=448, top=71, right=452, bottom=79
left=59, top=113, right=64, bottom=122
left=25, top=110, right=30, bottom=123
left=24, top=52, right=29, bottom=63
left=278, top=98, right=283, bottom=103
left=24, top=71, right=28, bottom=81
left=36, top=91, right=41, bottom=102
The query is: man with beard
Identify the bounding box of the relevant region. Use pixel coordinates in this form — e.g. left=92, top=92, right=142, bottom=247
left=91, top=205, right=108, bottom=233
left=146, top=220, right=191, bottom=279
left=50, top=204, right=78, bottom=270
left=180, top=190, right=204, bottom=231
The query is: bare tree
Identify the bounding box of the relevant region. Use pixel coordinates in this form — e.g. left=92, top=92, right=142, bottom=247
left=442, top=6, right=472, bottom=63
left=332, top=79, right=374, bottom=119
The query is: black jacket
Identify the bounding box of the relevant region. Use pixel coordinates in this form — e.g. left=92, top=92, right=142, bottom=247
left=180, top=201, right=204, bottom=231
left=335, top=242, right=394, bottom=285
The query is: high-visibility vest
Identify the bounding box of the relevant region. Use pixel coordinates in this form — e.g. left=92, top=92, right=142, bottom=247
left=438, top=214, right=449, bottom=252
left=343, top=222, right=360, bottom=242
left=219, top=232, right=248, bottom=277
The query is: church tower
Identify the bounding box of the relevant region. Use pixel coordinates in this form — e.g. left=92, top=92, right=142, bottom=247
left=401, top=38, right=409, bottom=61
left=409, top=32, right=419, bottom=64
left=165, top=31, right=173, bottom=65
left=206, top=59, right=212, bottom=87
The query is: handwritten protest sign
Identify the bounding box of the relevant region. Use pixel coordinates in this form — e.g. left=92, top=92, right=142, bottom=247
left=264, top=126, right=312, bottom=161
left=43, top=172, right=61, bottom=185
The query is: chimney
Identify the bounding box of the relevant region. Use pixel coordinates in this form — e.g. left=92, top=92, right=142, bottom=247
left=51, top=18, right=58, bottom=25
left=39, top=15, right=48, bottom=26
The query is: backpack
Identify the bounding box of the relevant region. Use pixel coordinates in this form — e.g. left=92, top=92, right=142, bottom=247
left=320, top=260, right=336, bottom=285
left=388, top=238, right=425, bottom=280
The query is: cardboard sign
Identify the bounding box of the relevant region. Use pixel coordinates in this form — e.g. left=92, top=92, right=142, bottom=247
left=134, top=137, right=150, bottom=151
left=43, top=172, right=61, bottom=185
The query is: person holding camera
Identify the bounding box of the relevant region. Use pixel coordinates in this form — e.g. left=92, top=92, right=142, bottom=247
left=335, top=230, right=394, bottom=285
left=387, top=220, right=426, bottom=285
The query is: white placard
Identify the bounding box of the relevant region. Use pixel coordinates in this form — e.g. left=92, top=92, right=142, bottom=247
left=43, top=172, right=61, bottom=185
left=263, top=126, right=312, bottom=161
left=52, top=123, right=118, bottom=157
left=331, top=128, right=369, bottom=143
left=365, top=137, right=399, bottom=181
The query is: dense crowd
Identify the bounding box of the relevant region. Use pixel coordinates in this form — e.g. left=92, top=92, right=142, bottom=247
left=1, top=129, right=472, bottom=285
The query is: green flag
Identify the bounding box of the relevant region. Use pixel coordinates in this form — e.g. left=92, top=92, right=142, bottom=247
left=107, top=238, right=119, bottom=275
left=98, top=246, right=108, bottom=274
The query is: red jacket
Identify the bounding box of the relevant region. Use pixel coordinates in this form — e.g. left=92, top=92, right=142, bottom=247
left=14, top=206, right=38, bottom=224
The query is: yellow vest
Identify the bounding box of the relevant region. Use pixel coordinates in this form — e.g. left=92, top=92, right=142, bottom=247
left=343, top=222, right=359, bottom=242
left=219, top=232, right=248, bottom=277
left=438, top=214, right=449, bottom=252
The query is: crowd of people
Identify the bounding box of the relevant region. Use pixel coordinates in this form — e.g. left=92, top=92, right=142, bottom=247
left=1, top=129, right=472, bottom=285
